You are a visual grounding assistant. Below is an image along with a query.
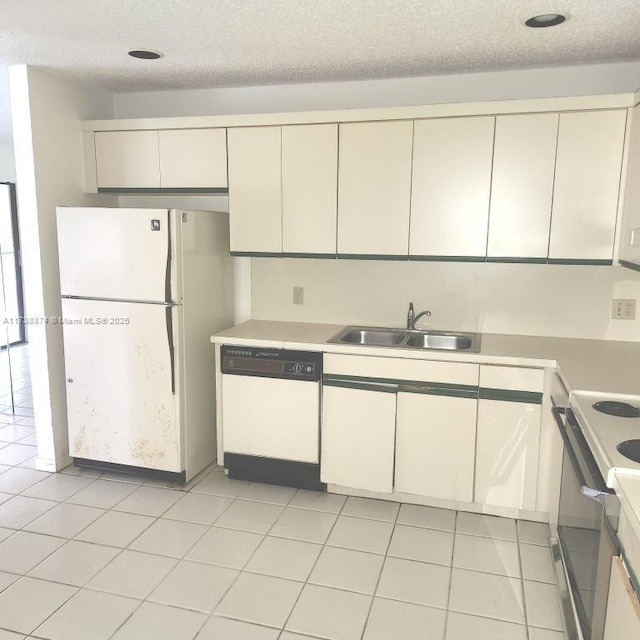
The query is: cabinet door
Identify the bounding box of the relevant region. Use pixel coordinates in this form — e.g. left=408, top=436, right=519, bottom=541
left=410, top=116, right=494, bottom=258
left=488, top=113, right=559, bottom=259
left=604, top=557, right=640, bottom=640
left=337, top=121, right=413, bottom=256
left=620, top=103, right=640, bottom=267
left=227, top=126, right=282, bottom=253
left=282, top=124, right=338, bottom=254
left=549, top=110, right=627, bottom=261
left=321, top=384, right=396, bottom=493
left=158, top=129, right=227, bottom=188
left=395, top=392, right=477, bottom=502
left=95, top=130, right=160, bottom=189
left=475, top=399, right=541, bottom=510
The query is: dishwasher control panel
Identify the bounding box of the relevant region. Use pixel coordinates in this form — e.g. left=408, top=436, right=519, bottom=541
left=221, top=345, right=322, bottom=382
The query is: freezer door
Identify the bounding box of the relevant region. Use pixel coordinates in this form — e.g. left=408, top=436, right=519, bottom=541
left=62, top=298, right=181, bottom=472
left=57, top=207, right=175, bottom=302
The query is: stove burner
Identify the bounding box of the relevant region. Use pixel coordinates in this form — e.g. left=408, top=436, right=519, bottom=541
left=617, top=440, right=640, bottom=463
left=592, top=401, right=640, bottom=418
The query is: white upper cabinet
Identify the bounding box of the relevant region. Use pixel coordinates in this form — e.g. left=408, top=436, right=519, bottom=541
left=282, top=124, right=338, bottom=254
left=410, top=116, right=495, bottom=258
left=94, top=128, right=228, bottom=190
left=549, top=110, right=627, bottom=261
left=620, top=103, right=640, bottom=267
left=488, top=113, right=559, bottom=259
left=95, top=130, right=161, bottom=189
left=337, top=121, right=413, bottom=256
left=227, top=126, right=282, bottom=253
left=158, top=129, right=227, bottom=188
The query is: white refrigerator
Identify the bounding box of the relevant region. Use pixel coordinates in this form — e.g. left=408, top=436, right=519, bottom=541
left=57, top=207, right=234, bottom=481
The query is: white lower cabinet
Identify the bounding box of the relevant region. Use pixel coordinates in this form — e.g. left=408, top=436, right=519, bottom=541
left=603, top=557, right=640, bottom=640
left=320, top=355, right=544, bottom=513
left=395, top=391, right=477, bottom=502
left=321, top=384, right=396, bottom=493
left=474, top=398, right=541, bottom=511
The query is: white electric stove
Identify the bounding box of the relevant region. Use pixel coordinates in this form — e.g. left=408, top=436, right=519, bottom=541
left=570, top=390, right=640, bottom=487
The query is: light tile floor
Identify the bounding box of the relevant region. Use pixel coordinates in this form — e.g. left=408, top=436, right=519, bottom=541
left=0, top=346, right=567, bottom=639
left=0, top=460, right=568, bottom=639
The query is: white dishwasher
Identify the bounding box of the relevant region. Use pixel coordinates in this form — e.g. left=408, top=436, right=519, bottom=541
left=220, top=345, right=323, bottom=490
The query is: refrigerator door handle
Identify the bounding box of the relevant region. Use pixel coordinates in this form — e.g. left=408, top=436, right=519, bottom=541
left=165, top=209, right=172, bottom=305
left=166, top=306, right=175, bottom=395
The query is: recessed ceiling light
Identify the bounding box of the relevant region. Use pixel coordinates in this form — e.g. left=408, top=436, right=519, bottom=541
left=525, top=14, right=566, bottom=28
left=128, top=49, right=163, bottom=60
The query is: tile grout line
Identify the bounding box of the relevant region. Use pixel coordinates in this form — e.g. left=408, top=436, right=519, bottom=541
left=515, top=521, right=533, bottom=639
left=442, top=509, right=459, bottom=639
left=168, top=479, right=298, bottom=637
left=275, top=492, right=352, bottom=640
left=357, top=501, right=401, bottom=640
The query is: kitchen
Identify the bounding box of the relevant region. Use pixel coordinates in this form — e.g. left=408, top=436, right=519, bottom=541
left=0, top=2, right=640, bottom=640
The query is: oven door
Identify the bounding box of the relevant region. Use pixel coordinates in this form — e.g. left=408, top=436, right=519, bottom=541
left=553, top=407, right=616, bottom=640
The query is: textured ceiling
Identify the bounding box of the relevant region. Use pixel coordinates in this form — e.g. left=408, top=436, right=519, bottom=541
left=0, top=0, right=639, bottom=91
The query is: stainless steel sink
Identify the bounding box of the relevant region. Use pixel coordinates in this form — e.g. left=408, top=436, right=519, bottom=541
left=328, top=326, right=481, bottom=352
left=336, top=328, right=407, bottom=346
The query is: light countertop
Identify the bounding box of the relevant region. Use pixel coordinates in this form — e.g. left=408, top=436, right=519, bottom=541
left=211, top=320, right=640, bottom=395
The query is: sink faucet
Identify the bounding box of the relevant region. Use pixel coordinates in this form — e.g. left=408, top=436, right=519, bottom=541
left=406, top=302, right=431, bottom=329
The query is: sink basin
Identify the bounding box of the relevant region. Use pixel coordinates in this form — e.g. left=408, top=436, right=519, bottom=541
left=328, top=326, right=480, bottom=352
left=404, top=332, right=473, bottom=350
left=337, top=328, right=406, bottom=346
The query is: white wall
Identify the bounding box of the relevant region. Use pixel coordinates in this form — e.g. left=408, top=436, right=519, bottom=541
left=252, top=259, right=640, bottom=341
left=0, top=68, right=15, bottom=183
left=114, top=60, right=640, bottom=118
left=10, top=66, right=116, bottom=471
left=0, top=141, right=16, bottom=183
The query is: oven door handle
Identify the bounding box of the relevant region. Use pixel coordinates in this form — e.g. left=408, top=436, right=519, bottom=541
left=552, top=406, right=610, bottom=498
left=581, top=486, right=609, bottom=503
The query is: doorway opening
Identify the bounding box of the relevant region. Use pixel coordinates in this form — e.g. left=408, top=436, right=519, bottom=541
left=0, top=182, right=31, bottom=419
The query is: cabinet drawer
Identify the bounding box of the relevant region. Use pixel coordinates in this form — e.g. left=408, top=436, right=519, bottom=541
left=479, top=365, right=545, bottom=393
left=324, top=354, right=478, bottom=386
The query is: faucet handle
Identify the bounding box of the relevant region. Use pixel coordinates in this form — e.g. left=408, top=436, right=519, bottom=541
left=406, top=302, right=415, bottom=329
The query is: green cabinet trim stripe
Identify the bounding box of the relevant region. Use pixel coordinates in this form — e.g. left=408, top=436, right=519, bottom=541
left=336, top=254, right=409, bottom=261
left=230, top=251, right=283, bottom=258
left=620, top=260, right=640, bottom=273
left=227, top=252, right=616, bottom=265
left=486, top=257, right=548, bottom=264
left=397, top=385, right=478, bottom=399
left=280, top=253, right=337, bottom=259
left=322, top=378, right=397, bottom=394
left=546, top=258, right=613, bottom=266
left=409, top=255, right=486, bottom=262
left=97, top=187, right=229, bottom=194
left=479, top=388, right=543, bottom=404
left=323, top=374, right=478, bottom=398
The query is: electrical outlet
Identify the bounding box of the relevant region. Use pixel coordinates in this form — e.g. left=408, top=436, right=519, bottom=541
left=612, top=299, right=636, bottom=320
left=293, top=286, right=304, bottom=305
